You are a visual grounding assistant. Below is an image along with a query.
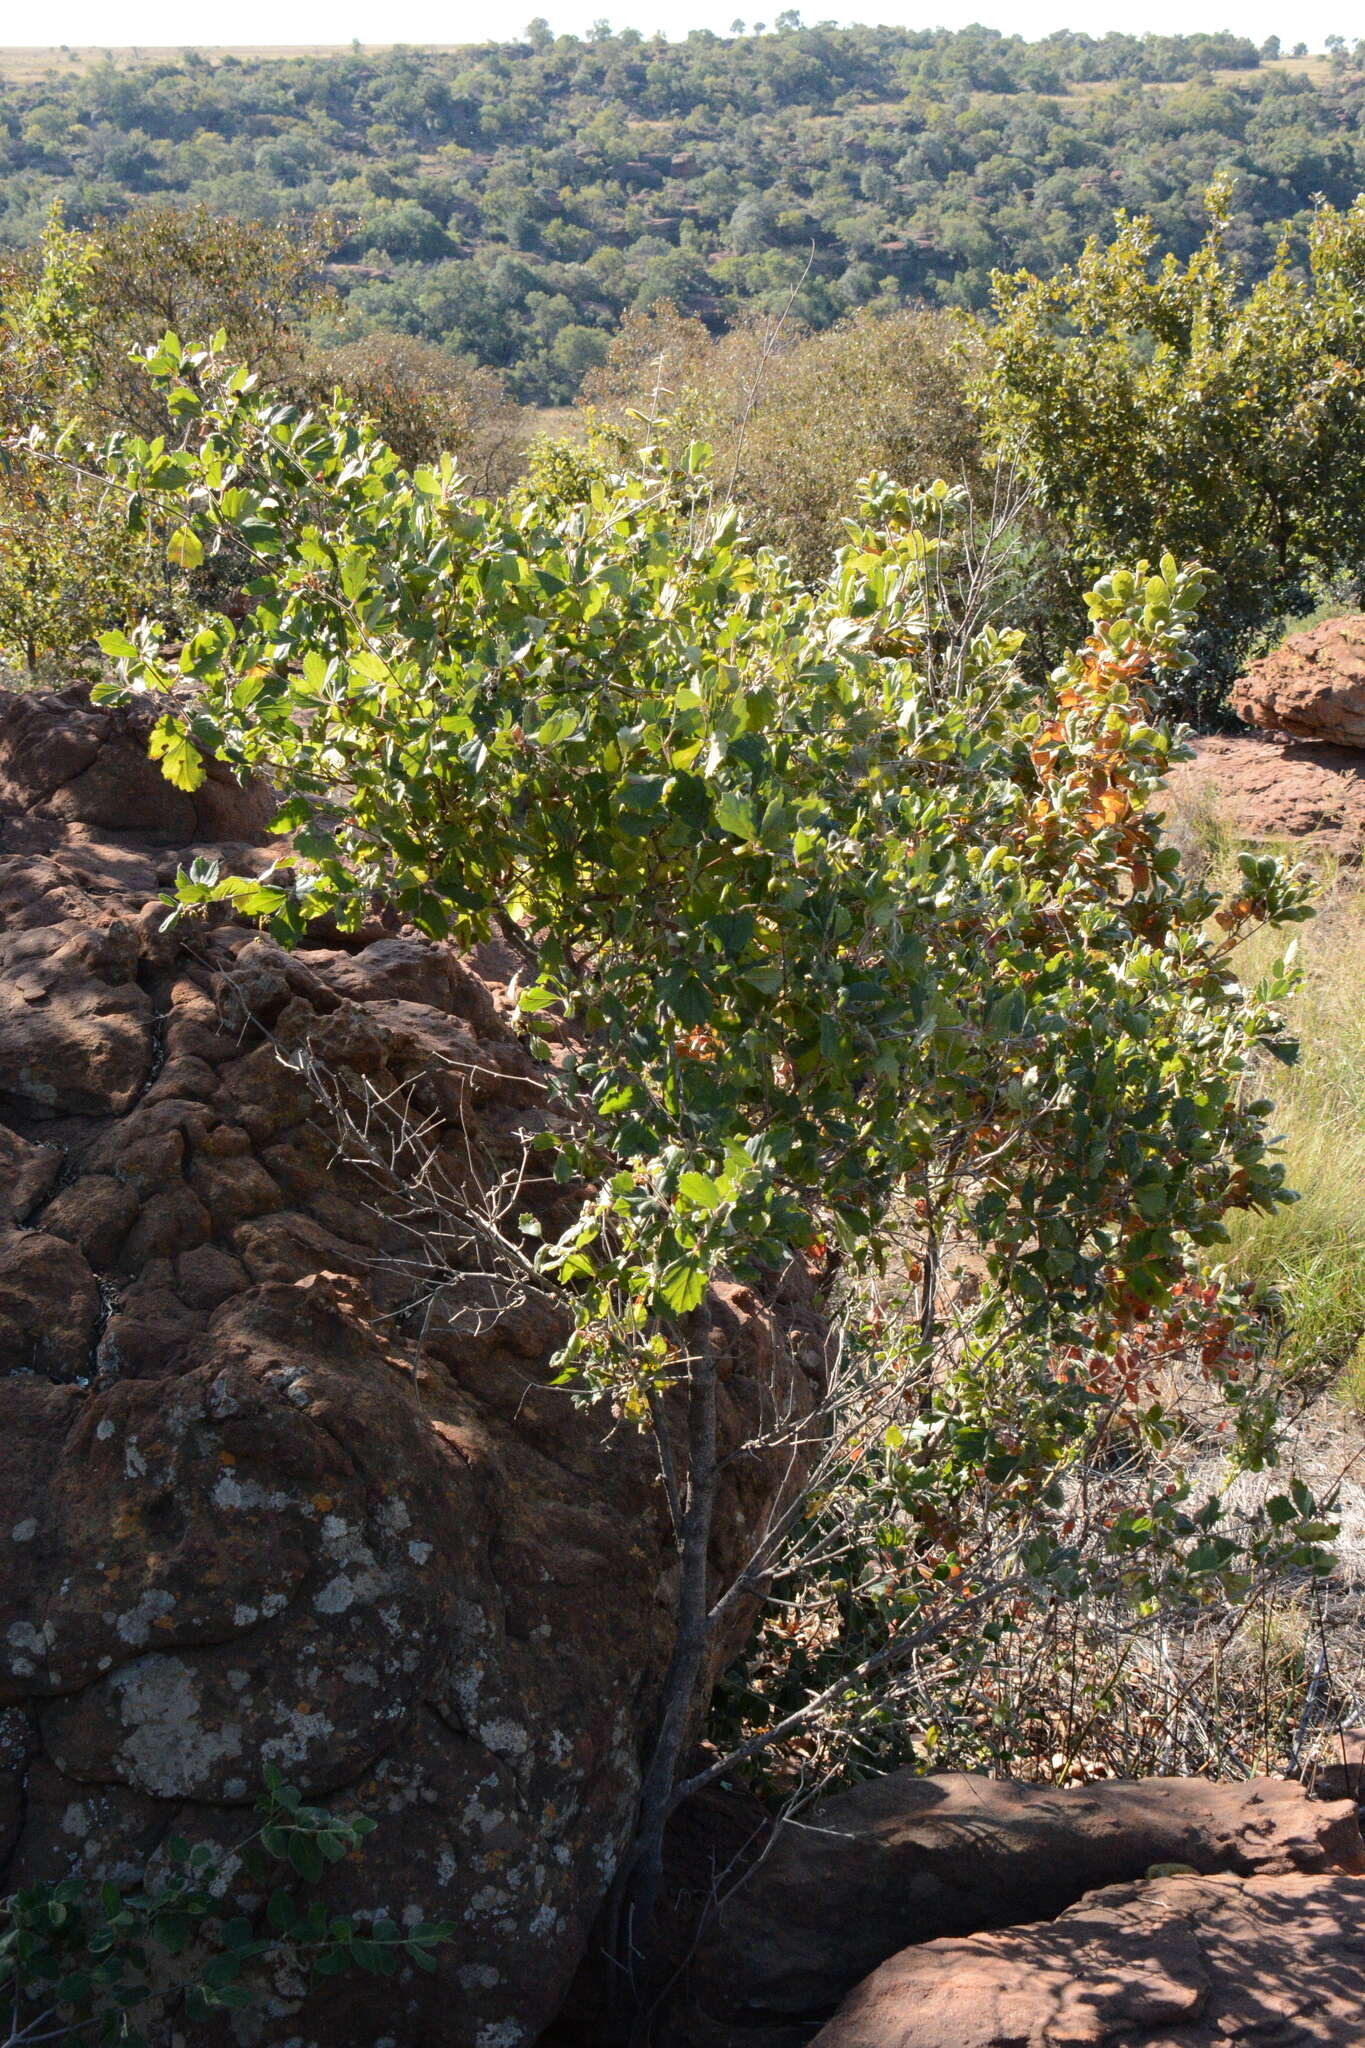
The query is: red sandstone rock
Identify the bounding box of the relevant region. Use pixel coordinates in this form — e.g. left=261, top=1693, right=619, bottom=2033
left=0, top=681, right=275, bottom=843
left=1161, top=732, right=1365, bottom=856
left=658, top=1770, right=1365, bottom=2046
left=0, top=684, right=826, bottom=2048
left=1231, top=615, right=1365, bottom=747
left=0, top=1124, right=59, bottom=1225
left=811, top=1870, right=1365, bottom=2047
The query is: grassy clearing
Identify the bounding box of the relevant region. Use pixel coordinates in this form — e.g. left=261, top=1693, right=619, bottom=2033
left=1179, top=799, right=1365, bottom=1388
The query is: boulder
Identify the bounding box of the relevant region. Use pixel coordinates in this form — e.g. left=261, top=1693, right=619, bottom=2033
left=657, top=1769, right=1365, bottom=2046
left=0, top=687, right=826, bottom=2048
left=1162, top=733, right=1365, bottom=856
left=1231, top=614, right=1365, bottom=747
left=811, top=1870, right=1365, bottom=2047
left=0, top=681, right=276, bottom=843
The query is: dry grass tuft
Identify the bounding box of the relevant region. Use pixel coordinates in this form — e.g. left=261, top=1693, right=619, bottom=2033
left=1163, top=778, right=1365, bottom=1390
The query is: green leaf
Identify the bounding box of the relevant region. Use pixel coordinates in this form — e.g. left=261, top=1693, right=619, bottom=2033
left=267, top=1888, right=297, bottom=1933
left=166, top=525, right=204, bottom=572
left=658, top=1258, right=707, bottom=1316
left=534, top=707, right=581, bottom=747
left=713, top=788, right=758, bottom=839
left=287, top=1833, right=324, bottom=1883
left=147, top=717, right=206, bottom=792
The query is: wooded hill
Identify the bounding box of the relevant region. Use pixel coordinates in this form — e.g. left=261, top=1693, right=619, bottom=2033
left=1, top=25, right=1363, bottom=401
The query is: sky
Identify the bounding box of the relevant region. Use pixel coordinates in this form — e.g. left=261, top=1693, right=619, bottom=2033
left=0, top=0, right=1349, bottom=61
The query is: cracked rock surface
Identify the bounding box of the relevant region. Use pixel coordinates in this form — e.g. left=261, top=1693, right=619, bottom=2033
left=811, top=1869, right=1365, bottom=2046
left=0, top=685, right=825, bottom=2048
left=653, top=1768, right=1365, bottom=2048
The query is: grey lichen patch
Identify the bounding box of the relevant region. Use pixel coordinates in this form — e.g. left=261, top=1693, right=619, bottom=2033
left=313, top=1574, right=358, bottom=1616
left=458, top=1963, right=502, bottom=1991
left=260, top=1707, right=336, bottom=1770
left=106, top=1654, right=244, bottom=1796
left=211, top=1470, right=289, bottom=1512
left=475, top=2021, right=527, bottom=2047
left=477, top=1718, right=529, bottom=1763
left=113, top=1587, right=177, bottom=1647
left=6, top=1618, right=56, bottom=1680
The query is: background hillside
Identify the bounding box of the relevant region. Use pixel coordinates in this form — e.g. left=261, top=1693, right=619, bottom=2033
left=1, top=24, right=1363, bottom=399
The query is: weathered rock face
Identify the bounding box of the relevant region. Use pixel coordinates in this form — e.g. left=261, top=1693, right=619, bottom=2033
left=656, top=1769, right=1365, bottom=2048
left=810, top=1870, right=1365, bottom=2047
left=1231, top=614, right=1365, bottom=748
left=1162, top=733, right=1365, bottom=857
left=0, top=686, right=825, bottom=2048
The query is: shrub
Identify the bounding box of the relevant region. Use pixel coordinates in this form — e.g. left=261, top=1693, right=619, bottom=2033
left=309, top=331, right=525, bottom=487
left=0, top=220, right=165, bottom=671
left=978, top=184, right=1365, bottom=715
left=583, top=298, right=992, bottom=577
left=85, top=334, right=1324, bottom=1971
left=0, top=209, right=528, bottom=667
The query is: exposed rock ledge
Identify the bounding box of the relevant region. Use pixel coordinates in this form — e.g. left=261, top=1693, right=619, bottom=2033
left=813, top=1869, right=1365, bottom=2047
left=651, top=1767, right=1365, bottom=2047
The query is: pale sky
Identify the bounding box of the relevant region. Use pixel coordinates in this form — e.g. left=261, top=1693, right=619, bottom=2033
left=0, top=0, right=1348, bottom=54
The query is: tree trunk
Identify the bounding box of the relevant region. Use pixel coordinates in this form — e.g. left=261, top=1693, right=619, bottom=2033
left=606, top=1308, right=719, bottom=2037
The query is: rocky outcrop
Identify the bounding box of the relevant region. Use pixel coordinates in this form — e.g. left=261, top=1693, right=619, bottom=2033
left=1231, top=615, right=1365, bottom=747
left=1162, top=732, right=1365, bottom=857
left=1157, top=617, right=1365, bottom=858
left=0, top=685, right=825, bottom=2047
left=810, top=1870, right=1365, bottom=2047
left=655, top=1769, right=1365, bottom=2047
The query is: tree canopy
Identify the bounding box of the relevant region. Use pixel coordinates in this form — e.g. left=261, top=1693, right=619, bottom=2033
left=978, top=186, right=1365, bottom=699
left=0, top=28, right=1361, bottom=400
left=65, top=331, right=1330, bottom=1973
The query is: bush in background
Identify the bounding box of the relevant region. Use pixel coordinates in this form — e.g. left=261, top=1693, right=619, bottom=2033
left=978, top=184, right=1365, bottom=716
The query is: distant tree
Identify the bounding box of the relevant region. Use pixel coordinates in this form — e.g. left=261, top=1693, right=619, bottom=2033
left=584, top=298, right=991, bottom=577
left=53, top=204, right=339, bottom=436
left=364, top=199, right=455, bottom=261
left=311, top=331, right=526, bottom=487
left=549, top=319, right=609, bottom=386
left=727, top=193, right=779, bottom=253
left=1, top=26, right=1363, bottom=406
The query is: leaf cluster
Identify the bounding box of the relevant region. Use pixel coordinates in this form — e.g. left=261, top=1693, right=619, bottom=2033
left=92, top=340, right=1311, bottom=1406
left=0, top=1770, right=450, bottom=2046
